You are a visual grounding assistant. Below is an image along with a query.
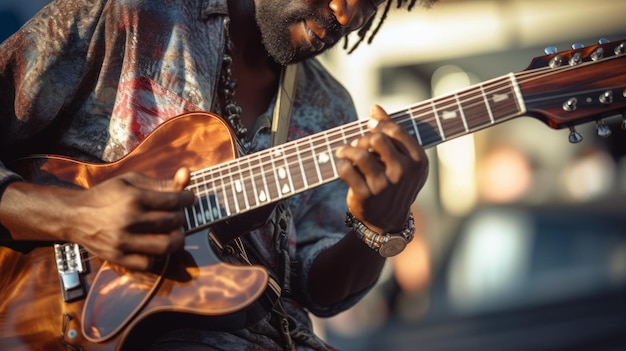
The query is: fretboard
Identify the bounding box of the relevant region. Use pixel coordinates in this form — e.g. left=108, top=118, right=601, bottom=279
left=183, top=73, right=526, bottom=232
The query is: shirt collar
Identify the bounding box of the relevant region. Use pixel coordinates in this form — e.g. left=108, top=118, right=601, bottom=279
left=200, top=0, right=229, bottom=18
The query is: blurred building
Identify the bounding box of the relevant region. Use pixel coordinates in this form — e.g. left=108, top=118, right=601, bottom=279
left=318, top=0, right=626, bottom=271
left=318, top=0, right=626, bottom=349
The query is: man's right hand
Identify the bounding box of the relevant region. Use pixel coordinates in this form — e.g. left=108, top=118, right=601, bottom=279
left=0, top=168, right=195, bottom=271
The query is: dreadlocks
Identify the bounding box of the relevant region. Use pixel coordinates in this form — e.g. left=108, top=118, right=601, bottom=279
left=345, top=0, right=439, bottom=54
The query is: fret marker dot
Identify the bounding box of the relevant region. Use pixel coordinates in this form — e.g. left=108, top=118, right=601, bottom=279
left=318, top=153, right=330, bottom=164
left=282, top=184, right=291, bottom=194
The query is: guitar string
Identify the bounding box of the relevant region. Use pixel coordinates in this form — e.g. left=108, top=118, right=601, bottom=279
left=207, top=53, right=625, bottom=183
left=183, top=75, right=524, bottom=225
left=184, top=54, right=624, bottom=224
left=184, top=60, right=614, bottom=222
left=188, top=66, right=543, bottom=187
left=187, top=58, right=615, bottom=197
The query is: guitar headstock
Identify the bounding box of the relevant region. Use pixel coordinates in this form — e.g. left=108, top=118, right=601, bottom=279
left=518, top=39, right=626, bottom=143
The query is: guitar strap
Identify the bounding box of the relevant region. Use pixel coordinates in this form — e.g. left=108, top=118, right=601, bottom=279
left=269, top=62, right=298, bottom=294
left=213, top=64, right=299, bottom=350
left=270, top=63, right=298, bottom=146
left=268, top=63, right=298, bottom=351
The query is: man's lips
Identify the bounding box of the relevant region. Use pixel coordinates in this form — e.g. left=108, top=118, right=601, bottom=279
left=303, top=20, right=330, bottom=51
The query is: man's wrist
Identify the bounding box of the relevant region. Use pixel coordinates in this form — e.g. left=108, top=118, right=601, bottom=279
left=345, top=211, right=415, bottom=257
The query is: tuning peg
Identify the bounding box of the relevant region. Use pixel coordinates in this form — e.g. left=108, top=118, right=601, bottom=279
left=544, top=46, right=558, bottom=55
left=598, top=38, right=610, bottom=44
left=568, top=127, right=584, bottom=143
left=599, top=90, right=614, bottom=105
left=571, top=43, right=585, bottom=49
left=596, top=120, right=612, bottom=138
left=591, top=47, right=605, bottom=61
left=563, top=98, right=578, bottom=112
left=569, top=52, right=583, bottom=66
left=616, top=43, right=625, bottom=55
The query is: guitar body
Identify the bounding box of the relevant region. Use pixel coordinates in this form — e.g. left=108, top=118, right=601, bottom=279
left=0, top=112, right=274, bottom=350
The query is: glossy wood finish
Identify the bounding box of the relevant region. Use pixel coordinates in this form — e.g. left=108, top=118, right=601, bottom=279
left=520, top=40, right=626, bottom=129
left=0, top=112, right=272, bottom=350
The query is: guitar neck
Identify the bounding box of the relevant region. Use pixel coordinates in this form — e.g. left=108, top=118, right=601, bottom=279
left=183, top=73, right=526, bottom=232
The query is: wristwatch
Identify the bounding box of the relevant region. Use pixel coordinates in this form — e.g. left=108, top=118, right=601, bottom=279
left=345, top=211, right=415, bottom=257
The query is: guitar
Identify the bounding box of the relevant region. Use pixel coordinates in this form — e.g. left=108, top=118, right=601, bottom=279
left=1, top=39, right=625, bottom=350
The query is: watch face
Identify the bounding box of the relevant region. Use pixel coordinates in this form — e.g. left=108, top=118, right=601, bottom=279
left=379, top=236, right=407, bottom=257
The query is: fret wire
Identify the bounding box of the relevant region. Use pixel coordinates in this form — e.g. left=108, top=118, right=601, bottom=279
left=324, top=133, right=339, bottom=179
left=252, top=152, right=271, bottom=204
left=309, top=137, right=323, bottom=185
left=246, top=153, right=260, bottom=207
left=190, top=80, right=512, bottom=197
left=480, top=84, right=496, bottom=123
left=429, top=99, right=446, bottom=141
left=270, top=149, right=283, bottom=199
left=184, top=62, right=594, bottom=225
left=258, top=151, right=276, bottom=202
left=279, top=146, right=296, bottom=196
left=339, top=124, right=348, bottom=145
left=455, top=93, right=470, bottom=132
left=269, top=148, right=282, bottom=197
left=183, top=180, right=196, bottom=230
left=299, top=138, right=321, bottom=188
left=190, top=192, right=201, bottom=229
left=285, top=141, right=306, bottom=192
left=218, top=167, right=231, bottom=217
left=188, top=74, right=528, bottom=208
left=196, top=174, right=208, bottom=226
left=294, top=140, right=309, bottom=190
left=209, top=169, right=223, bottom=221
left=236, top=159, right=251, bottom=210
left=227, top=169, right=240, bottom=214
left=408, top=109, right=423, bottom=145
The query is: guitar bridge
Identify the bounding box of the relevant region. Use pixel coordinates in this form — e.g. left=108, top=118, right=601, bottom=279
left=54, top=243, right=87, bottom=302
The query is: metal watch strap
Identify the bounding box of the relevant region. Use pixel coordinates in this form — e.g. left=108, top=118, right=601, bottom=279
left=345, top=212, right=415, bottom=257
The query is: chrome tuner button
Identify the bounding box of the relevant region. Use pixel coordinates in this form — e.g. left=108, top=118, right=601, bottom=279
left=549, top=55, right=563, bottom=68
left=569, top=53, right=582, bottom=66
left=563, top=98, right=578, bottom=111
left=598, top=38, right=610, bottom=44
left=599, top=91, right=614, bottom=105
left=591, top=47, right=604, bottom=61
left=568, top=127, right=584, bottom=143
left=571, top=43, right=585, bottom=49
left=544, top=46, right=558, bottom=55
left=596, top=120, right=612, bottom=138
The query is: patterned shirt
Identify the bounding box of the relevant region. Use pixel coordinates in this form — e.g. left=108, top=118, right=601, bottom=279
left=0, top=0, right=373, bottom=349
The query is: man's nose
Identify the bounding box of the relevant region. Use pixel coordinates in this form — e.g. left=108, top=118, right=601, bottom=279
left=328, top=0, right=372, bottom=30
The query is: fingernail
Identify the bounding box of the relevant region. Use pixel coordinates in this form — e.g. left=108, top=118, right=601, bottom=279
left=368, top=118, right=379, bottom=130
left=336, top=146, right=345, bottom=157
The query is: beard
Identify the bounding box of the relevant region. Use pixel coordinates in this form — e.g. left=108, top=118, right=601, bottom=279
left=254, top=0, right=342, bottom=65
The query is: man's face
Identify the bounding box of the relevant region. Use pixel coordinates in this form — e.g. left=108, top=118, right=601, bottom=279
left=254, top=0, right=384, bottom=64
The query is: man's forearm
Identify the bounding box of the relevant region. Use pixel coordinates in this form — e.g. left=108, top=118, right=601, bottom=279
left=307, top=231, right=386, bottom=306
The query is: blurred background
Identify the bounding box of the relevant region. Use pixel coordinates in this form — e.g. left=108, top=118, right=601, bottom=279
left=318, top=1, right=626, bottom=350
left=2, top=0, right=626, bottom=350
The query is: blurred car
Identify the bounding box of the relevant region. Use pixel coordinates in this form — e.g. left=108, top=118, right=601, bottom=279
left=340, top=196, right=626, bottom=350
